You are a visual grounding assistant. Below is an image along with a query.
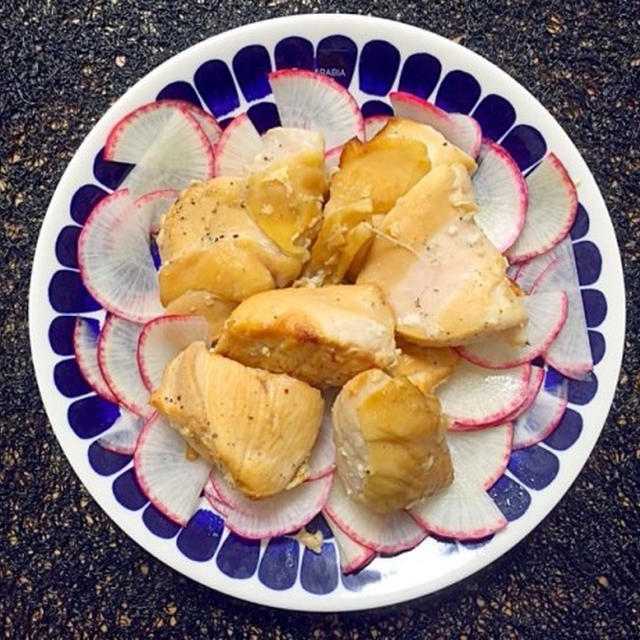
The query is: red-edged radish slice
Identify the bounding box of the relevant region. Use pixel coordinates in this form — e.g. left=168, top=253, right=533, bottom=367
left=513, top=253, right=558, bottom=293
left=97, top=409, right=144, bottom=455
left=436, top=360, right=531, bottom=426
left=364, top=114, right=390, bottom=141
left=324, top=476, right=426, bottom=554
left=214, top=113, right=263, bottom=177
left=203, top=478, right=231, bottom=517
left=211, top=469, right=333, bottom=539
left=268, top=69, right=364, bottom=150
left=105, top=101, right=215, bottom=195
left=324, top=145, right=343, bottom=173
left=134, top=189, right=179, bottom=234
left=534, top=238, right=593, bottom=379
left=73, top=317, right=118, bottom=404
left=456, top=292, right=568, bottom=369
left=389, top=91, right=482, bottom=157
left=409, top=425, right=511, bottom=539
left=308, top=390, right=337, bottom=480
left=97, top=315, right=153, bottom=418
left=77, top=189, right=164, bottom=323
left=137, top=315, right=211, bottom=393
left=501, top=364, right=545, bottom=422
left=506, top=153, right=578, bottom=263
left=324, top=510, right=376, bottom=574
left=513, top=369, right=568, bottom=449
left=472, top=139, right=528, bottom=252
left=134, top=414, right=211, bottom=525
left=155, top=99, right=222, bottom=149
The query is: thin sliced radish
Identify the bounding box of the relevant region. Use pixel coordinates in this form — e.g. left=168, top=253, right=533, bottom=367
left=308, top=389, right=337, bottom=480
left=211, top=469, right=333, bottom=539
left=77, top=189, right=164, bottom=323
left=436, top=360, right=531, bottom=426
left=364, top=114, right=390, bottom=140
left=389, top=91, right=481, bottom=157
left=137, top=315, right=211, bottom=392
left=324, top=476, right=426, bottom=553
left=507, top=153, right=578, bottom=263
left=134, top=414, right=211, bottom=525
left=105, top=101, right=215, bottom=195
left=501, top=364, right=545, bottom=422
left=324, top=145, right=343, bottom=173
left=456, top=292, right=568, bottom=368
left=269, top=69, right=364, bottom=150
left=97, top=315, right=153, bottom=418
left=409, top=425, right=511, bottom=539
left=134, top=189, right=179, bottom=234
left=155, top=99, right=222, bottom=149
left=534, top=238, right=593, bottom=379
left=97, top=408, right=144, bottom=455
left=513, top=369, right=568, bottom=449
left=73, top=317, right=118, bottom=403
left=214, top=113, right=263, bottom=176
left=324, top=510, right=376, bottom=574
left=513, top=253, right=557, bottom=293
left=472, top=139, right=528, bottom=252
left=203, top=478, right=231, bottom=517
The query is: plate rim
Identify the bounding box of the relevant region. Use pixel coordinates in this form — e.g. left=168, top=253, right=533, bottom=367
left=28, top=13, right=626, bottom=612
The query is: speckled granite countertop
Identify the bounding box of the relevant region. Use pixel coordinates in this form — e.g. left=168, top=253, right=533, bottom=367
left=1, top=0, right=638, bottom=637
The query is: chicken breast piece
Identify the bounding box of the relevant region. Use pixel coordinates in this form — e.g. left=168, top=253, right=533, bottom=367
left=215, top=284, right=397, bottom=387
left=357, top=164, right=526, bottom=346
left=151, top=342, right=324, bottom=499
left=246, top=128, right=327, bottom=260
left=390, top=341, right=459, bottom=395
left=332, top=368, right=453, bottom=514
left=164, top=290, right=237, bottom=340
left=157, top=177, right=304, bottom=308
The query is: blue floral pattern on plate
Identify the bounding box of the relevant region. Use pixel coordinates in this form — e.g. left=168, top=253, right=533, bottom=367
left=35, top=21, right=617, bottom=609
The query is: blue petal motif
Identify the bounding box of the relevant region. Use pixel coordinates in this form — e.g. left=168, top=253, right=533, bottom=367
left=544, top=407, right=583, bottom=450
left=472, top=94, right=516, bottom=141
left=142, top=504, right=181, bottom=539
left=361, top=100, right=393, bottom=118
left=567, top=372, right=598, bottom=405
left=194, top=60, right=240, bottom=118
left=216, top=532, right=260, bottom=578
left=156, top=81, right=202, bottom=107
left=316, top=35, right=357, bottom=88
left=258, top=537, right=300, bottom=590
left=459, top=535, right=494, bottom=549
left=508, top=446, right=560, bottom=490
left=112, top=468, right=148, bottom=511
left=300, top=542, right=339, bottom=595
left=54, top=358, right=92, bottom=398
left=233, top=45, right=272, bottom=102
left=247, top=102, right=281, bottom=134
left=570, top=203, right=590, bottom=239
left=489, top=475, right=531, bottom=521
left=70, top=184, right=108, bottom=225
left=582, top=289, right=607, bottom=327
left=93, top=148, right=133, bottom=191
left=49, top=270, right=100, bottom=314
left=573, top=241, right=602, bottom=286
left=435, top=70, right=481, bottom=114
left=359, top=40, right=400, bottom=96
left=500, top=125, right=547, bottom=171
left=275, top=36, right=315, bottom=71
left=88, top=441, right=131, bottom=476
left=341, top=567, right=382, bottom=592
left=305, top=512, right=333, bottom=540
left=68, top=395, right=119, bottom=438
left=55, top=225, right=81, bottom=269
left=588, top=330, right=606, bottom=365
left=398, top=52, right=441, bottom=100
left=177, top=510, right=224, bottom=562
left=48, top=315, right=77, bottom=356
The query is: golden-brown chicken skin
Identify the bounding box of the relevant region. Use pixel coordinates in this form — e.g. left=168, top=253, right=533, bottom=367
left=332, top=368, right=453, bottom=514
left=357, top=164, right=525, bottom=346
left=215, top=284, right=397, bottom=387
left=150, top=342, right=324, bottom=499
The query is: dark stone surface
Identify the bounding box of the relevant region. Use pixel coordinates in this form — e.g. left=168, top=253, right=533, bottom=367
left=1, top=0, right=638, bottom=637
